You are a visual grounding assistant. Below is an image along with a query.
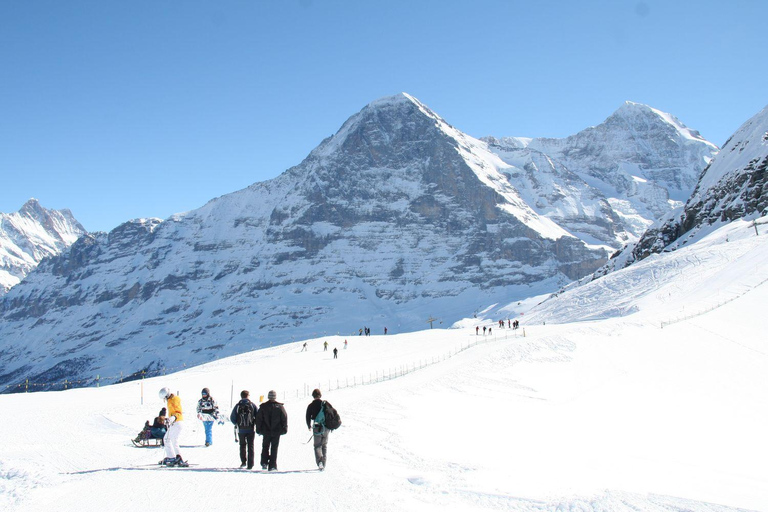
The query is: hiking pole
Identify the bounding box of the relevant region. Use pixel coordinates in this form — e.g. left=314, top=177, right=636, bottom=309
left=234, top=426, right=239, bottom=443
left=304, top=433, right=314, bottom=444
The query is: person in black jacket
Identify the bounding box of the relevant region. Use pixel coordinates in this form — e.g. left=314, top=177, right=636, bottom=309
left=256, top=390, right=288, bottom=471
left=230, top=390, right=258, bottom=469
left=306, top=388, right=329, bottom=470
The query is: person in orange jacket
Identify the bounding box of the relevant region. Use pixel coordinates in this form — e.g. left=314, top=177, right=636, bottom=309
left=159, top=387, right=188, bottom=467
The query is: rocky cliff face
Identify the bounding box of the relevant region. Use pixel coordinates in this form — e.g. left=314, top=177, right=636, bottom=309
left=0, top=94, right=718, bottom=390
left=596, top=104, right=768, bottom=276
left=0, top=199, right=86, bottom=295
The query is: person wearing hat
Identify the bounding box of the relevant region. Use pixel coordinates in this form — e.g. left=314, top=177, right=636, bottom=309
left=255, top=390, right=288, bottom=471
left=158, top=387, right=187, bottom=467
left=196, top=387, right=219, bottom=447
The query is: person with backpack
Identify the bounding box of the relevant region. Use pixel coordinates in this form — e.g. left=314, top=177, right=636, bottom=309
left=196, top=387, right=220, bottom=447
left=230, top=390, right=258, bottom=469
left=159, top=387, right=188, bottom=467
left=255, top=390, right=287, bottom=471
left=305, top=388, right=341, bottom=471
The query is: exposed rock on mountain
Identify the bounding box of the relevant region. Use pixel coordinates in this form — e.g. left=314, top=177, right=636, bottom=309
left=0, top=94, right=719, bottom=390
left=484, top=102, right=719, bottom=243
left=0, top=199, right=86, bottom=295
left=599, top=103, right=767, bottom=275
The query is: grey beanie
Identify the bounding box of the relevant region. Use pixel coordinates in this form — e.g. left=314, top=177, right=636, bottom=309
left=268, top=390, right=277, bottom=400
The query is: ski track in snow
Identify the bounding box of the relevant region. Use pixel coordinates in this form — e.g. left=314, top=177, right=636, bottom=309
left=1, top=220, right=767, bottom=511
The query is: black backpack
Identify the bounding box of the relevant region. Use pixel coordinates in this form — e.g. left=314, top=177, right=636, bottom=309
left=237, top=401, right=255, bottom=428
left=320, top=401, right=342, bottom=430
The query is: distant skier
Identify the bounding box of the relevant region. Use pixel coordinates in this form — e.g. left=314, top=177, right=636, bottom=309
left=323, top=341, right=328, bottom=351
left=384, top=327, right=387, bottom=335
left=476, top=326, right=479, bottom=335
left=333, top=347, right=338, bottom=359
left=196, top=387, right=219, bottom=447
left=256, top=390, right=288, bottom=471
left=301, top=342, right=308, bottom=352
left=159, top=387, right=188, bottom=467
left=344, top=339, right=348, bottom=349
left=230, top=390, right=258, bottom=469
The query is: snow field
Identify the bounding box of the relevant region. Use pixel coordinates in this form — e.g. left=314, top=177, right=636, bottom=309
left=1, top=220, right=766, bottom=511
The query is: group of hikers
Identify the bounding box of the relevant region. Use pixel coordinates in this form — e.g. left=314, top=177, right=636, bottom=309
left=301, top=339, right=349, bottom=358
left=358, top=326, right=387, bottom=335
left=475, top=319, right=521, bottom=336
left=143, top=386, right=339, bottom=470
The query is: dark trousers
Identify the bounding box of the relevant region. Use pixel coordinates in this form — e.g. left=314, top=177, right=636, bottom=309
left=260, top=434, right=281, bottom=470
left=239, top=432, right=255, bottom=468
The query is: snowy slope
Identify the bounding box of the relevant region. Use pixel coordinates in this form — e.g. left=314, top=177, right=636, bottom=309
left=0, top=219, right=765, bottom=512
left=0, top=199, right=85, bottom=294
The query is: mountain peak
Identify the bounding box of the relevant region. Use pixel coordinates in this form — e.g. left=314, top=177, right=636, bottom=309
left=610, top=101, right=717, bottom=149
left=365, top=92, right=419, bottom=109
left=311, top=93, right=442, bottom=159
left=19, top=198, right=44, bottom=217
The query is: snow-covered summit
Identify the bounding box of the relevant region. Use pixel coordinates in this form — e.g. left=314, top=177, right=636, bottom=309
left=0, top=199, right=86, bottom=295
left=594, top=103, right=768, bottom=276
left=612, top=101, right=717, bottom=148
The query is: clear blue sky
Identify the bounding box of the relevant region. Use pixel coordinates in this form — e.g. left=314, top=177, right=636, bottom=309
left=1, top=0, right=765, bottom=233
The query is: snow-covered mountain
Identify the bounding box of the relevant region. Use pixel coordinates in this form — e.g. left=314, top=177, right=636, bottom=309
left=600, top=103, right=768, bottom=273
left=1, top=218, right=765, bottom=512
left=0, top=199, right=86, bottom=295
left=0, top=94, right=717, bottom=390
left=484, top=101, right=719, bottom=244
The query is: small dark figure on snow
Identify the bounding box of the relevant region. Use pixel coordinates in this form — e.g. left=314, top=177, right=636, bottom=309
left=256, top=390, right=288, bottom=471
left=333, top=347, right=338, bottom=359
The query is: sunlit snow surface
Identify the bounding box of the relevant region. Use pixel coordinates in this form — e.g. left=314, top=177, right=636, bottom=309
left=1, top=220, right=766, bottom=511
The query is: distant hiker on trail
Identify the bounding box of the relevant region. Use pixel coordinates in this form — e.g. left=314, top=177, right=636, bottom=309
left=256, top=390, right=288, bottom=471
left=324, top=341, right=328, bottom=351
left=384, top=327, right=387, bottom=335
left=301, top=342, right=308, bottom=352
left=476, top=326, right=479, bottom=335
left=483, top=326, right=487, bottom=335
left=196, top=387, right=219, bottom=447
left=159, top=387, right=188, bottom=467
left=489, top=327, right=492, bottom=335
left=306, top=388, right=329, bottom=470
left=344, top=339, right=348, bottom=349
left=333, top=347, right=338, bottom=359
left=230, top=390, right=258, bottom=469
